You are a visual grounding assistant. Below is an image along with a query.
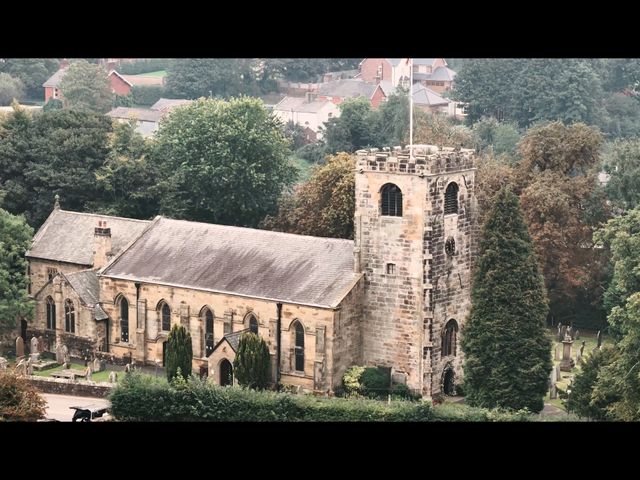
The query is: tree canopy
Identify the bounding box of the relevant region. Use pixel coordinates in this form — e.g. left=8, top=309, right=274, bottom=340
left=58, top=60, right=113, bottom=114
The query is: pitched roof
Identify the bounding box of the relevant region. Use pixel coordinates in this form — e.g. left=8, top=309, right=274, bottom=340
left=150, top=98, right=193, bottom=112
left=411, top=84, right=450, bottom=106
left=106, top=107, right=165, bottom=122
left=273, top=96, right=334, bottom=113
left=108, top=70, right=133, bottom=87
left=27, top=209, right=152, bottom=266
left=121, top=75, right=164, bottom=86
left=102, top=217, right=360, bottom=308
left=64, top=270, right=100, bottom=305
left=213, top=329, right=249, bottom=353
left=429, top=66, right=456, bottom=82
left=413, top=58, right=437, bottom=66
left=378, top=81, right=396, bottom=96
left=94, top=304, right=108, bottom=321
left=317, top=79, right=377, bottom=100
left=387, top=58, right=405, bottom=67
left=43, top=68, right=68, bottom=88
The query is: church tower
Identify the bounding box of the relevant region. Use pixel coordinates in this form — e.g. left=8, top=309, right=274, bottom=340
left=354, top=145, right=477, bottom=398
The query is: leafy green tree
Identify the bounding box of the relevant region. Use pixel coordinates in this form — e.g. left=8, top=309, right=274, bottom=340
left=42, top=98, right=63, bottom=111
left=601, top=93, right=640, bottom=139
left=261, top=58, right=361, bottom=83
left=165, top=58, right=260, bottom=99
left=283, top=120, right=307, bottom=150
left=261, top=153, right=355, bottom=239
left=472, top=116, right=521, bottom=158
left=461, top=187, right=552, bottom=412
left=154, top=96, right=294, bottom=227
left=0, top=58, right=59, bottom=99
left=0, top=206, right=34, bottom=334
left=413, top=109, right=477, bottom=148
left=0, top=371, right=46, bottom=421
left=233, top=332, right=271, bottom=389
left=58, top=60, right=113, bottom=114
left=0, top=73, right=25, bottom=106
left=604, top=138, right=640, bottom=212
left=165, top=324, right=192, bottom=381
left=374, top=90, right=409, bottom=147
left=324, top=98, right=377, bottom=154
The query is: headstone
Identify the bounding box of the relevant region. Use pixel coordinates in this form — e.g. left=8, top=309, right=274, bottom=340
left=124, top=363, right=131, bottom=373
left=597, top=330, right=602, bottom=349
left=550, top=383, right=557, bottom=399
left=85, top=366, right=92, bottom=381
left=15, top=337, right=24, bottom=358
left=554, top=345, right=560, bottom=360
left=550, top=367, right=557, bottom=383
left=55, top=342, right=63, bottom=364
left=100, top=359, right=106, bottom=371
left=555, top=364, right=562, bottom=381
left=108, top=371, right=117, bottom=383
left=63, top=361, right=69, bottom=370
left=93, top=358, right=101, bottom=373
left=566, top=326, right=573, bottom=340
left=62, top=345, right=70, bottom=364
left=37, top=336, right=44, bottom=353
left=561, top=325, right=567, bottom=341
left=576, top=350, right=582, bottom=363
left=15, top=358, right=26, bottom=376
left=557, top=324, right=563, bottom=342
left=30, top=336, right=38, bottom=355
left=575, top=329, right=580, bottom=340
left=26, top=357, right=33, bottom=375
left=0, top=357, right=7, bottom=370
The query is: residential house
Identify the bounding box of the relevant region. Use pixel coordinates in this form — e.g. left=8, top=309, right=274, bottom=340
left=106, top=98, right=193, bottom=137
left=43, top=65, right=133, bottom=102
left=272, top=94, right=340, bottom=140
left=316, top=79, right=386, bottom=108
left=360, top=58, right=456, bottom=93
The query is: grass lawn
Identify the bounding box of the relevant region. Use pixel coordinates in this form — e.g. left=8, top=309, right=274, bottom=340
left=290, top=155, right=315, bottom=183
left=32, top=363, right=122, bottom=383
left=130, top=70, right=166, bottom=77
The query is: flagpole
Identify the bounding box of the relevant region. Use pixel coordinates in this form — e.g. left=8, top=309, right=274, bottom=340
left=409, top=57, right=414, bottom=159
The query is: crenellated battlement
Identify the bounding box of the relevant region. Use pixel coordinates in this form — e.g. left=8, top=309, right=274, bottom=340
left=355, top=145, right=475, bottom=176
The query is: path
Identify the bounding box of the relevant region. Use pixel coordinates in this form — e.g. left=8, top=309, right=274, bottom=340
left=42, top=393, right=110, bottom=422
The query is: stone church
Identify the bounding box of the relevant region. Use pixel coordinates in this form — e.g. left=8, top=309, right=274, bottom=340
left=25, top=145, right=476, bottom=398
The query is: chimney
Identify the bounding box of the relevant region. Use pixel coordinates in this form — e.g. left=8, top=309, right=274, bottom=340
left=93, top=220, right=112, bottom=269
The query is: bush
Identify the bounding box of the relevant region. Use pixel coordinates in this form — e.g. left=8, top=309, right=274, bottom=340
left=131, top=85, right=166, bottom=106
left=114, top=94, right=133, bottom=107
left=42, top=98, right=63, bottom=111
left=165, top=324, right=192, bottom=381
left=341, top=366, right=392, bottom=399
left=296, top=142, right=328, bottom=164
left=233, top=332, right=271, bottom=390
left=0, top=371, right=47, bottom=421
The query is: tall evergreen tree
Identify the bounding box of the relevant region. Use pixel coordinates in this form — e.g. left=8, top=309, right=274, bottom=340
left=461, top=187, right=552, bottom=412
left=165, top=324, right=192, bottom=381
left=233, top=332, right=271, bottom=390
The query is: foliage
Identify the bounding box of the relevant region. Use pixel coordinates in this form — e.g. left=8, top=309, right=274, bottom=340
left=0, top=371, right=47, bottom=421
left=0, top=73, right=25, bottom=106
left=604, top=138, right=640, bottom=212
left=260, top=58, right=361, bottom=83
left=601, top=93, right=640, bottom=140
left=374, top=90, right=409, bottom=147
left=131, top=85, right=166, bottom=106
left=117, top=59, right=171, bottom=75
left=42, top=98, right=62, bottom=111
left=296, top=142, right=328, bottom=164
left=154, top=96, right=294, bottom=227
left=565, top=346, right=618, bottom=420
left=0, top=108, right=113, bottom=228
left=324, top=98, right=377, bottom=154
left=261, top=153, right=355, bottom=239
left=474, top=153, right=517, bottom=228
left=0, top=58, right=59, bottom=99
left=0, top=207, right=34, bottom=333
left=413, top=109, right=477, bottom=148
left=114, top=94, right=133, bottom=107
left=472, top=116, right=521, bottom=157
left=233, top=332, right=271, bottom=389
left=165, top=59, right=261, bottom=99
left=165, top=324, right=192, bottom=382
left=283, top=120, right=308, bottom=150
left=461, top=187, right=552, bottom=412
left=58, top=60, right=114, bottom=114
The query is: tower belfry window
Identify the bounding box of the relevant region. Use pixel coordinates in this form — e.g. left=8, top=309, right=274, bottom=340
left=381, top=183, right=403, bottom=217
left=444, top=182, right=459, bottom=215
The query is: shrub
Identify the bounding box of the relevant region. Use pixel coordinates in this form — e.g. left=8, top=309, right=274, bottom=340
left=42, top=98, right=63, bottom=111
left=131, top=85, right=165, bottom=106
left=233, top=332, right=271, bottom=389
left=0, top=371, right=47, bottom=421
left=296, top=142, right=328, bottom=164
left=165, top=324, right=192, bottom=381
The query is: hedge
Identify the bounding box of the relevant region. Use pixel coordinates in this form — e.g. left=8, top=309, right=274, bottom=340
left=132, top=85, right=166, bottom=106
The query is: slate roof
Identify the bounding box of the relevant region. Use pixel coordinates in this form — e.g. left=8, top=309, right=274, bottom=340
left=150, top=98, right=193, bottom=112
left=42, top=68, right=68, bottom=88
left=413, top=58, right=437, bottom=66
left=102, top=217, right=360, bottom=308
left=429, top=67, right=456, bottom=82
left=64, top=270, right=100, bottom=305
left=217, top=329, right=249, bottom=353
left=317, top=79, right=378, bottom=99
left=106, top=107, right=165, bottom=122
left=121, top=75, right=164, bottom=86
left=27, top=210, right=152, bottom=266
left=411, top=84, right=450, bottom=106
left=273, top=96, right=333, bottom=113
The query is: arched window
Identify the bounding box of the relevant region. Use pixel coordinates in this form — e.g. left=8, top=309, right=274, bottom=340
left=293, top=321, right=305, bottom=372
left=442, top=319, right=458, bottom=357
left=444, top=182, right=459, bottom=215
left=247, top=313, right=258, bottom=335
left=220, top=359, right=233, bottom=386
left=381, top=183, right=403, bottom=217
left=46, top=296, right=56, bottom=330
left=119, top=296, right=129, bottom=343
left=203, top=307, right=214, bottom=357
left=64, top=299, right=75, bottom=333
left=159, top=301, right=171, bottom=331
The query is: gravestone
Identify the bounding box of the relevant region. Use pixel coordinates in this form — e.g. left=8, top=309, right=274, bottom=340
left=55, top=342, right=63, bottom=364
left=597, top=330, right=602, bottom=349
left=62, top=362, right=69, bottom=370
left=555, top=364, right=562, bottom=381
left=85, top=366, right=92, bottom=381
left=15, top=358, right=26, bottom=376
left=16, top=337, right=24, bottom=358
left=37, top=336, right=44, bottom=353
left=576, top=350, right=582, bottom=363
left=26, top=357, right=33, bottom=375
left=554, top=345, right=560, bottom=360
left=550, top=367, right=557, bottom=383
left=0, top=357, right=7, bottom=370
left=557, top=324, right=563, bottom=342
left=108, top=371, right=117, bottom=383
left=62, top=345, right=70, bottom=364
left=575, top=329, right=580, bottom=340
left=30, top=336, right=40, bottom=362
left=561, top=325, right=567, bottom=341
left=560, top=335, right=574, bottom=372
left=550, top=383, right=557, bottom=399
left=93, top=358, right=101, bottom=373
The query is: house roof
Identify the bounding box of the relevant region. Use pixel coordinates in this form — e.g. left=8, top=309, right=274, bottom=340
left=101, top=216, right=360, bottom=308
left=317, top=79, right=378, bottom=100
left=27, top=209, right=152, bottom=266
left=94, top=304, right=108, bottom=321
left=150, top=98, right=193, bottom=112
left=64, top=270, right=100, bottom=306
left=387, top=58, right=405, bottom=67
left=413, top=58, right=437, bottom=66
left=106, top=107, right=165, bottom=122
left=121, top=75, right=164, bottom=87
left=273, top=96, right=333, bottom=114
left=42, top=68, right=67, bottom=88
left=429, top=67, right=456, bottom=82
left=378, top=81, right=396, bottom=96
left=411, top=84, right=450, bottom=106
left=108, top=70, right=133, bottom=87
left=212, top=329, right=249, bottom=354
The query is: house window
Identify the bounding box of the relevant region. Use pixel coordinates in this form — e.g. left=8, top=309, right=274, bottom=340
left=47, top=267, right=58, bottom=281
left=46, top=296, right=56, bottom=330
left=442, top=319, right=458, bottom=357
left=381, top=183, right=403, bottom=217
left=159, top=302, right=171, bottom=331
left=247, top=314, right=258, bottom=335
left=386, top=263, right=396, bottom=275
left=444, top=182, right=459, bottom=215
left=293, top=321, right=305, bottom=372
left=119, top=296, right=129, bottom=343
left=64, top=299, right=75, bottom=333
left=204, top=308, right=214, bottom=357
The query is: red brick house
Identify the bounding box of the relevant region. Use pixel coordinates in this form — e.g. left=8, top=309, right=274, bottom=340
left=43, top=66, right=133, bottom=102
left=359, top=58, right=456, bottom=93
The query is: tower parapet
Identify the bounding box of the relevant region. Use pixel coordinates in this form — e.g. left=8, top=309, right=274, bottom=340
left=355, top=145, right=475, bottom=176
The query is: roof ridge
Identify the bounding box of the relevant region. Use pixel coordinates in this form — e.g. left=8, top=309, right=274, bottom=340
left=57, top=209, right=152, bottom=224
left=99, top=215, right=162, bottom=274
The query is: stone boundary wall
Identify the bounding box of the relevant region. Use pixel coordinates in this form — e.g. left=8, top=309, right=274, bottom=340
left=26, top=376, right=114, bottom=398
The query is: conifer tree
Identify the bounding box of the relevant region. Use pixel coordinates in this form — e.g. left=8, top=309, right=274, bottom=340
left=233, top=332, right=271, bottom=389
left=461, top=187, right=552, bottom=412
left=165, top=324, right=192, bottom=381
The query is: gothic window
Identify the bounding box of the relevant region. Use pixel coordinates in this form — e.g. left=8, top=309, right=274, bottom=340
left=442, top=319, right=458, bottom=357
left=119, top=296, right=129, bottom=343
left=293, top=321, right=305, bottom=372
left=381, top=183, right=403, bottom=217
left=444, top=182, right=459, bottom=215
left=203, top=307, right=214, bottom=357
left=159, top=302, right=171, bottom=331
left=64, top=299, right=75, bottom=333
left=247, top=314, right=258, bottom=335
left=47, top=267, right=58, bottom=281
left=46, top=296, right=56, bottom=330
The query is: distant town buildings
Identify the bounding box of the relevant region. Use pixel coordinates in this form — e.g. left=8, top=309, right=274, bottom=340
left=106, top=98, right=193, bottom=137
